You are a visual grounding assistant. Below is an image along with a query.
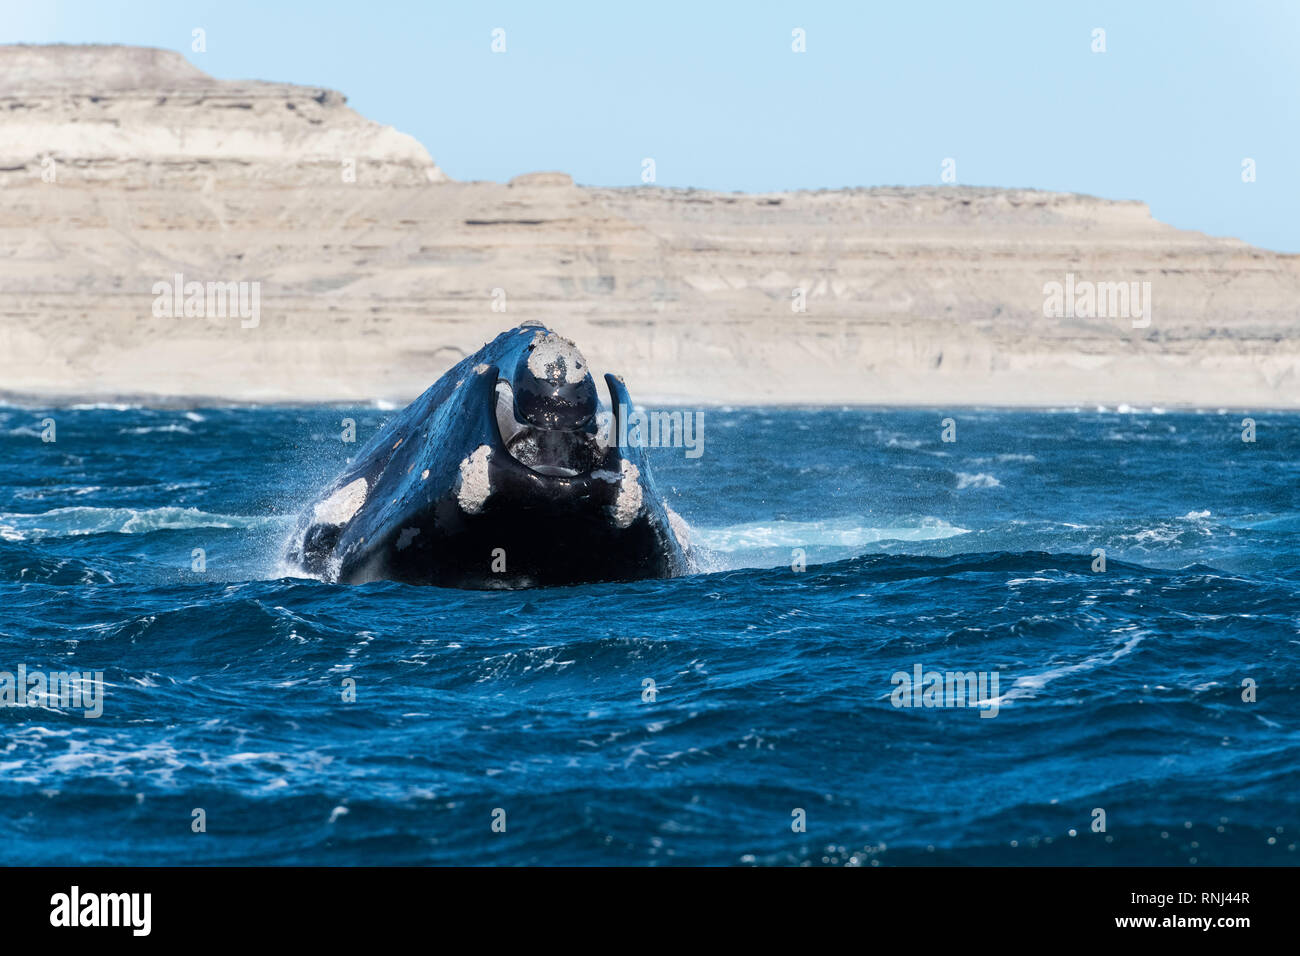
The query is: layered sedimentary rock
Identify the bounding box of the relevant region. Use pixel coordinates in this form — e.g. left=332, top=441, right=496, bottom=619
left=1, top=44, right=1297, bottom=407
left=0, top=44, right=444, bottom=188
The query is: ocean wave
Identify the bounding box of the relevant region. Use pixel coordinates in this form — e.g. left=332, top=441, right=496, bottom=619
left=955, top=472, right=1002, bottom=489
left=119, top=424, right=194, bottom=435
left=0, top=506, right=275, bottom=540
left=992, top=627, right=1149, bottom=706
left=692, top=516, right=969, bottom=551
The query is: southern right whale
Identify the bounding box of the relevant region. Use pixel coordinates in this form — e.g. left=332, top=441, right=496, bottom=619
left=284, top=324, right=695, bottom=588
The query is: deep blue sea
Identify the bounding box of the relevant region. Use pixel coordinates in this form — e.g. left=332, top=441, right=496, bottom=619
left=1, top=403, right=1297, bottom=865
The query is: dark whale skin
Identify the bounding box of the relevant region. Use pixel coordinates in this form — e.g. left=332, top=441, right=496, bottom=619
left=284, top=323, right=693, bottom=589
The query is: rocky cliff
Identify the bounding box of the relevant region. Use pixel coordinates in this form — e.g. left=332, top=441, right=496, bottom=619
left=1, top=44, right=1297, bottom=407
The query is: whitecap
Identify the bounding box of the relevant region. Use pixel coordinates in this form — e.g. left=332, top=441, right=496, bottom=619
left=991, top=628, right=1148, bottom=707
left=956, top=472, right=1001, bottom=489
left=0, top=505, right=279, bottom=538
left=120, top=424, right=193, bottom=435
left=692, top=516, right=969, bottom=551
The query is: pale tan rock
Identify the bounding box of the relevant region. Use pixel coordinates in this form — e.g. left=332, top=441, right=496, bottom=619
left=0, top=44, right=446, bottom=188
left=1, top=45, right=1297, bottom=408
left=509, top=171, right=574, bottom=188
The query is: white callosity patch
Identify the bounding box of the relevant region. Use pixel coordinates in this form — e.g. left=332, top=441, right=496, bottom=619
left=456, top=444, right=492, bottom=514
left=313, top=477, right=367, bottom=526
left=395, top=526, right=420, bottom=550
left=527, top=331, right=587, bottom=385
left=601, top=458, right=642, bottom=528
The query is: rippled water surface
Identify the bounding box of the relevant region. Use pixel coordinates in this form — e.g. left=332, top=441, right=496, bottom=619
left=1, top=404, right=1297, bottom=864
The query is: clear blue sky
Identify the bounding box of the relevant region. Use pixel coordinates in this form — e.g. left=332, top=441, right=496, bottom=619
left=7, top=1, right=1298, bottom=251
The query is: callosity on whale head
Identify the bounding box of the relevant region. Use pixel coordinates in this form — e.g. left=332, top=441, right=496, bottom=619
left=284, top=323, right=696, bottom=588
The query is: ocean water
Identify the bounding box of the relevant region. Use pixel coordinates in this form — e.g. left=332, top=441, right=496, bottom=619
left=1, top=403, right=1297, bottom=866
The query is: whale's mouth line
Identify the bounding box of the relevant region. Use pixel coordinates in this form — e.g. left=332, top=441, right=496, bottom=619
left=491, top=376, right=616, bottom=481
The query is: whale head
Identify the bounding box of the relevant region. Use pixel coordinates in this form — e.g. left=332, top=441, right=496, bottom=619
left=284, top=324, right=692, bottom=588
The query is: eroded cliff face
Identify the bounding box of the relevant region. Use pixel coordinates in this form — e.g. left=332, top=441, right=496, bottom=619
left=1, top=44, right=1297, bottom=406
left=0, top=44, right=444, bottom=187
